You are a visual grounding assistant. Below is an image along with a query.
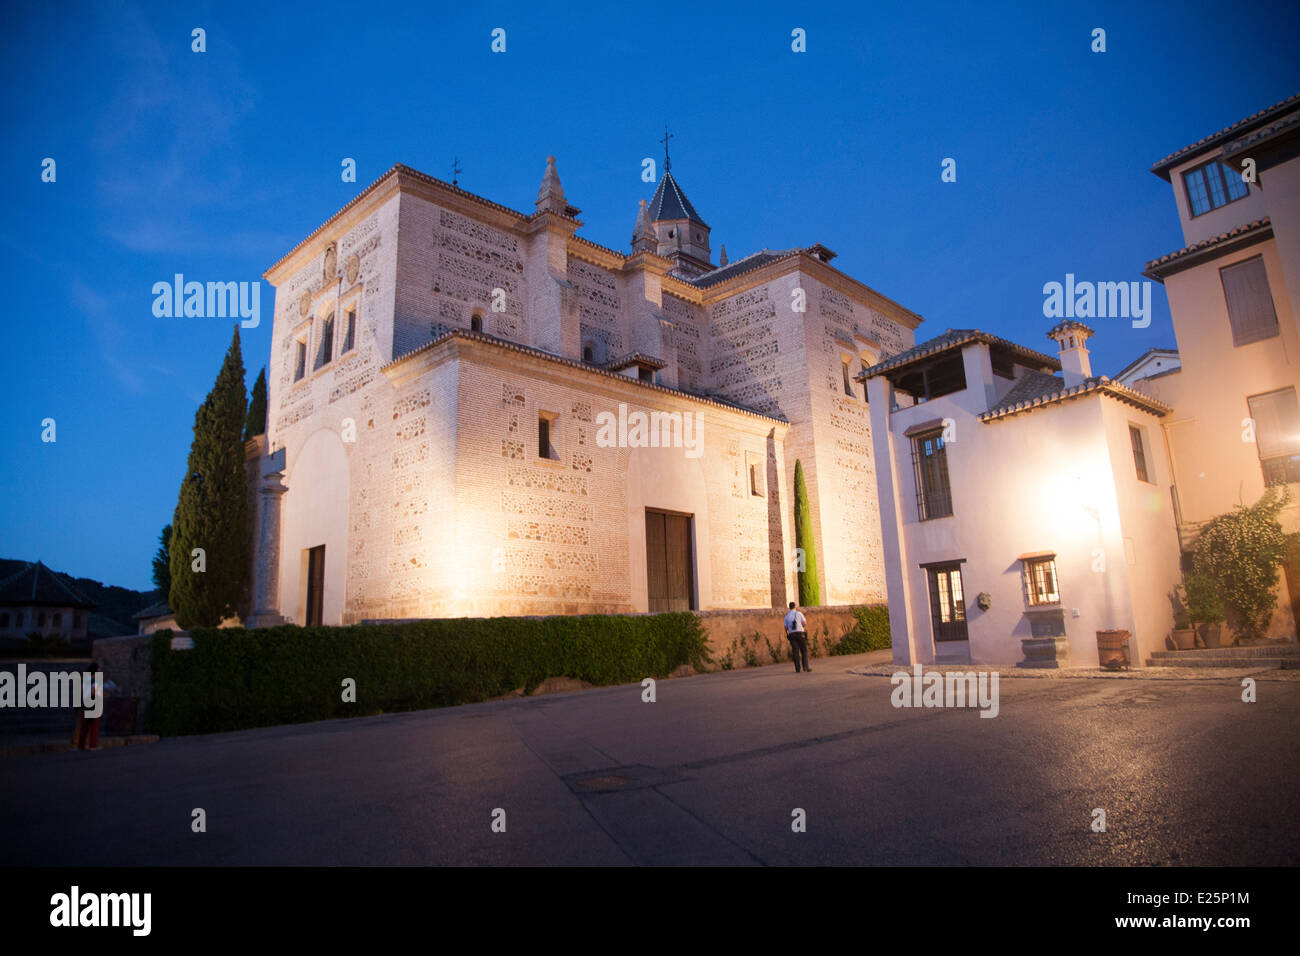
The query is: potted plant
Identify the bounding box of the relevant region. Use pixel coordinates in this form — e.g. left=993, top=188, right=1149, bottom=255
left=1185, top=572, right=1226, bottom=648
left=1169, top=587, right=1196, bottom=650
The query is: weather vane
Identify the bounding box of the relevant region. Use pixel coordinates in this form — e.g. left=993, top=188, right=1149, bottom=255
left=452, top=157, right=462, bottom=187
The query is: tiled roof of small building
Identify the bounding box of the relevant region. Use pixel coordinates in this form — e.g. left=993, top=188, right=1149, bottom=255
left=688, top=248, right=800, bottom=288
left=132, top=601, right=173, bottom=621
left=1143, top=218, right=1271, bottom=279
left=859, top=329, right=1060, bottom=380
left=1113, top=347, right=1179, bottom=381
left=606, top=352, right=667, bottom=372
left=1220, top=107, right=1300, bottom=158
left=0, top=561, right=95, bottom=608
left=979, top=375, right=1171, bottom=422
left=1150, top=92, right=1300, bottom=179
left=648, top=170, right=708, bottom=226
left=992, top=369, right=1065, bottom=408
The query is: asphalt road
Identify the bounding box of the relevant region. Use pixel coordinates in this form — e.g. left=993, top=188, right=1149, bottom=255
left=2, top=657, right=1297, bottom=866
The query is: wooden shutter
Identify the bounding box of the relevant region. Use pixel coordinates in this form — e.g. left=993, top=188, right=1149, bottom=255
left=1221, top=257, right=1278, bottom=346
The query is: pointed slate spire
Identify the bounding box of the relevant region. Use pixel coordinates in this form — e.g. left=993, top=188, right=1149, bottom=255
left=647, top=169, right=708, bottom=227
left=631, top=199, right=656, bottom=253
left=535, top=155, right=567, bottom=215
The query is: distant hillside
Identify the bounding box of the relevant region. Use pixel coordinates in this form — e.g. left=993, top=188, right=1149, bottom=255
left=0, top=558, right=157, bottom=638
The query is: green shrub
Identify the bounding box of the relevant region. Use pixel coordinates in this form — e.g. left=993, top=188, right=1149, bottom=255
left=1183, top=572, right=1224, bottom=626
left=1192, top=487, right=1291, bottom=642
left=149, top=612, right=709, bottom=736
left=832, top=605, right=891, bottom=655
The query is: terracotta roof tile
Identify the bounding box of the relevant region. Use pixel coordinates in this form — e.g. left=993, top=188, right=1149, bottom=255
left=1150, top=92, right=1300, bottom=178
left=1143, top=218, right=1271, bottom=279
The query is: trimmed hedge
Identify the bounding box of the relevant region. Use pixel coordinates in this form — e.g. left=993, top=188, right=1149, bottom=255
left=149, top=612, right=709, bottom=736
left=830, top=604, right=891, bottom=655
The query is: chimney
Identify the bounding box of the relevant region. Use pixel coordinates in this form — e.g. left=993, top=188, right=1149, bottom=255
left=1046, top=320, right=1094, bottom=388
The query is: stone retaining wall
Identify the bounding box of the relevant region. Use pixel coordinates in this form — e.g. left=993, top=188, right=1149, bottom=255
left=698, top=605, right=864, bottom=668
left=92, top=633, right=155, bottom=734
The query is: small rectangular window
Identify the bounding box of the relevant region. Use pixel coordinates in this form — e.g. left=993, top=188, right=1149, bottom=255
left=1248, top=387, right=1300, bottom=486
left=314, top=315, right=335, bottom=369
left=746, top=451, right=765, bottom=497
left=1182, top=159, right=1249, bottom=217
left=1221, top=256, right=1278, bottom=347
left=294, top=340, right=307, bottom=381
left=1024, top=557, right=1060, bottom=606
left=538, top=412, right=559, bottom=460
left=1129, top=425, right=1151, bottom=483
left=342, top=308, right=356, bottom=353
left=842, top=357, right=854, bottom=396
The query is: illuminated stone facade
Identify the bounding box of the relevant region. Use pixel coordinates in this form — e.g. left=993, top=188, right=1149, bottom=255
left=255, top=160, right=922, bottom=623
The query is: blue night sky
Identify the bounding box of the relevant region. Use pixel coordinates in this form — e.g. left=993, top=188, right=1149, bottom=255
left=3, top=0, right=1298, bottom=590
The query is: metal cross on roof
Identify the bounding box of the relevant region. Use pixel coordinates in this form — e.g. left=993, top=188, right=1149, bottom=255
left=660, top=125, right=673, bottom=172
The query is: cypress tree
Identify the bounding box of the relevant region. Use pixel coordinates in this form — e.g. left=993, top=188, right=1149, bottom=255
left=244, top=368, right=267, bottom=440
left=793, top=459, right=820, bottom=606
left=151, top=524, right=172, bottom=595
left=169, top=327, right=250, bottom=628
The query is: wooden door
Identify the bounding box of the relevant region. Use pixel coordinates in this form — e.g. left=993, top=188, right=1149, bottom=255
left=306, top=545, right=325, bottom=627
left=646, top=510, right=694, bottom=612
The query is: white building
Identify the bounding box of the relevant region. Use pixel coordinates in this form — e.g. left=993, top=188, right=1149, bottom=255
left=247, top=155, right=922, bottom=625
left=1113, top=348, right=1180, bottom=389
left=862, top=322, right=1183, bottom=667
left=1136, top=91, right=1300, bottom=638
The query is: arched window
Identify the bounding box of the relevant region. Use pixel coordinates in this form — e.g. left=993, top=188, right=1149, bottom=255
left=471, top=315, right=483, bottom=333
left=583, top=343, right=594, bottom=363
left=37, top=612, right=46, bottom=627
left=52, top=612, right=62, bottom=628
left=0, top=612, right=9, bottom=628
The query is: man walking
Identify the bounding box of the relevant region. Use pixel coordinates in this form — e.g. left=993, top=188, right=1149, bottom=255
left=784, top=601, right=811, bottom=673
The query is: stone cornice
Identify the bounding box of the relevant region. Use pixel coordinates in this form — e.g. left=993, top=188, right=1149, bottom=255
left=381, top=329, right=790, bottom=428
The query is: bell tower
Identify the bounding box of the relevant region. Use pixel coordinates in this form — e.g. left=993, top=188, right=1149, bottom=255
left=648, top=127, right=713, bottom=278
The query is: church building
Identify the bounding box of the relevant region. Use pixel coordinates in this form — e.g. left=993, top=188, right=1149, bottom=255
left=246, top=153, right=922, bottom=625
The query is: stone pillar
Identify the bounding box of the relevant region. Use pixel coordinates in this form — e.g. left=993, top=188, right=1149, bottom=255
left=246, top=452, right=289, bottom=628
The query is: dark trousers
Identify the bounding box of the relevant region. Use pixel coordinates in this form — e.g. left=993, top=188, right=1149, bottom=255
left=787, top=632, right=810, bottom=672
left=75, top=713, right=100, bottom=750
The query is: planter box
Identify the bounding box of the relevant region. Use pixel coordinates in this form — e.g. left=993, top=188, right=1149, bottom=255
left=1018, top=636, right=1069, bottom=669
left=1171, top=628, right=1196, bottom=650
left=1196, top=624, right=1223, bottom=649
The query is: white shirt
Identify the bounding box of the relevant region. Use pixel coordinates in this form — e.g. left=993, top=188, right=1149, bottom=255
left=784, top=609, right=807, bottom=634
